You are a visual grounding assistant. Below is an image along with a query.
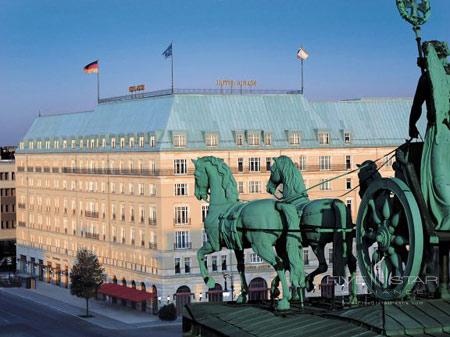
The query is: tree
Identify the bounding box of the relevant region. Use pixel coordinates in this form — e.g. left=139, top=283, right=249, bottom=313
left=70, top=249, right=105, bottom=317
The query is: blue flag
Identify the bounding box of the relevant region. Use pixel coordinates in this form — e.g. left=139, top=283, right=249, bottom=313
left=162, top=43, right=172, bottom=59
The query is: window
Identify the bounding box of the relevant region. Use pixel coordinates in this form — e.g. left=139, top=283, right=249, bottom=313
left=235, top=133, right=244, bottom=146
left=173, top=134, right=186, bottom=147
left=111, top=138, right=116, bottom=148
left=175, top=258, right=181, bottom=274
left=202, top=230, right=208, bottom=244
left=175, top=183, right=188, bottom=196
left=149, top=184, right=156, bottom=196
left=248, top=181, right=261, bottom=193
left=175, top=231, right=190, bottom=249
left=319, top=132, right=330, bottom=145
left=174, top=159, right=187, bottom=175
left=175, top=206, right=189, bottom=225
left=264, top=132, right=272, bottom=145
left=248, top=132, right=260, bottom=146
left=289, top=131, right=300, bottom=145
left=346, top=198, right=353, bottom=213
left=344, top=132, right=351, bottom=144
left=328, top=248, right=333, bottom=263
left=319, top=156, right=331, bottom=170
left=299, top=156, right=306, bottom=171
left=345, top=155, right=352, bottom=170
left=249, top=253, right=263, bottom=263
left=149, top=206, right=157, bottom=225
left=237, top=158, right=244, bottom=173
left=249, top=157, right=260, bottom=172
left=346, top=178, right=352, bottom=190
left=139, top=183, right=144, bottom=195
left=201, top=205, right=209, bottom=222
left=102, top=138, right=106, bottom=147
left=238, top=181, right=244, bottom=193
left=221, top=255, right=227, bottom=271
left=205, top=134, right=218, bottom=147
left=184, top=257, right=191, bottom=273
left=212, top=256, right=218, bottom=271
left=129, top=137, right=135, bottom=147
left=266, top=158, right=272, bottom=171
left=319, top=179, right=331, bottom=191
left=149, top=135, right=156, bottom=147
left=120, top=138, right=125, bottom=148
left=304, top=249, right=309, bottom=265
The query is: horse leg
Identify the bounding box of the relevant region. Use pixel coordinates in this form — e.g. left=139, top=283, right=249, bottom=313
left=252, top=242, right=291, bottom=310
left=347, top=236, right=358, bottom=305
left=306, top=243, right=328, bottom=292
left=197, top=241, right=217, bottom=289
left=270, top=275, right=281, bottom=301
left=234, top=249, right=248, bottom=304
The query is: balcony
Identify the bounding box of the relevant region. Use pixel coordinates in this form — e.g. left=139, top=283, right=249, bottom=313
left=17, top=167, right=25, bottom=172
left=85, top=211, right=99, bottom=219
left=18, top=203, right=26, bottom=209
left=148, top=242, right=158, bottom=250
left=148, top=218, right=157, bottom=226
left=85, top=232, right=100, bottom=240
left=173, top=242, right=192, bottom=250
left=174, top=218, right=191, bottom=226
left=18, top=221, right=26, bottom=227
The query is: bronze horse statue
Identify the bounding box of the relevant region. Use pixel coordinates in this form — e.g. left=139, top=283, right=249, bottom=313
left=193, top=156, right=305, bottom=310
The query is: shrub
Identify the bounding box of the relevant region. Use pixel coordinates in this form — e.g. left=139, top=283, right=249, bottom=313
left=158, top=303, right=177, bottom=321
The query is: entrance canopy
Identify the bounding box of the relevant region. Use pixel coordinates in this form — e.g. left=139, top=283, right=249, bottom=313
left=98, top=283, right=153, bottom=302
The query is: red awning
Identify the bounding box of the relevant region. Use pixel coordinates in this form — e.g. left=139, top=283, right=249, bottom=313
left=98, top=283, right=154, bottom=302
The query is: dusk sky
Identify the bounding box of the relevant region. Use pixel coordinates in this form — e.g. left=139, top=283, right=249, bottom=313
left=1, top=0, right=449, bottom=146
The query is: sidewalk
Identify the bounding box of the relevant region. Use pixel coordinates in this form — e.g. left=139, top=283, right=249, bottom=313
left=0, top=281, right=180, bottom=329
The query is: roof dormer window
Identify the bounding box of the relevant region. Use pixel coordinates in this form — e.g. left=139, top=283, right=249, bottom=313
left=205, top=133, right=219, bottom=147
left=247, top=132, right=260, bottom=146
left=318, top=131, right=330, bottom=145
left=288, top=131, right=301, bottom=145
left=173, top=133, right=187, bottom=148
left=344, top=131, right=351, bottom=144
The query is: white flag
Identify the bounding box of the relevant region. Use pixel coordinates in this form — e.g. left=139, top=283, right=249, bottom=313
left=297, top=48, right=309, bottom=60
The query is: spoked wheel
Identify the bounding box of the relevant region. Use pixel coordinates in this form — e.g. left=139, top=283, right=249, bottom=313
left=356, top=178, right=423, bottom=300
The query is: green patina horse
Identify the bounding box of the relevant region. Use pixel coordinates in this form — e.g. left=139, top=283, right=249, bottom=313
left=267, top=156, right=357, bottom=302
left=193, top=156, right=304, bottom=310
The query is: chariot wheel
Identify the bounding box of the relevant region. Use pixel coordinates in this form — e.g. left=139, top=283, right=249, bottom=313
left=356, top=178, right=423, bottom=300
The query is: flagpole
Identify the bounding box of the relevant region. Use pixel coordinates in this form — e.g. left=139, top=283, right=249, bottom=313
left=301, top=58, right=304, bottom=95
left=171, top=42, right=174, bottom=94
left=97, top=60, right=100, bottom=103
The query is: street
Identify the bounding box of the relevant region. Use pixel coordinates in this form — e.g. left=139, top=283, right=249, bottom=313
left=0, top=291, right=181, bottom=337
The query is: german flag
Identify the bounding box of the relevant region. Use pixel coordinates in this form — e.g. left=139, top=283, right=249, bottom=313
left=83, top=60, right=99, bottom=74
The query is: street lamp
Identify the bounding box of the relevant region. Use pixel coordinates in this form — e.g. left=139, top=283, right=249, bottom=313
left=166, top=295, right=170, bottom=304
left=199, top=292, right=203, bottom=302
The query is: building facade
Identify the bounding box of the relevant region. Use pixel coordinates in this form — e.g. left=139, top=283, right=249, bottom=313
left=0, top=148, right=16, bottom=271
left=15, top=91, right=416, bottom=305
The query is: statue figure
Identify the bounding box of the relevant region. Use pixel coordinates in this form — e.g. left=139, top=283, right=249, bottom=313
left=267, top=156, right=358, bottom=304
left=193, top=156, right=305, bottom=310
left=409, top=40, right=450, bottom=231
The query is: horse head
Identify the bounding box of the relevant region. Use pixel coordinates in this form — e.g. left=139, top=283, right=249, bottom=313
left=193, top=156, right=238, bottom=205
left=267, top=156, right=306, bottom=199
left=357, top=160, right=381, bottom=198
left=192, top=158, right=209, bottom=202
left=267, top=157, right=281, bottom=194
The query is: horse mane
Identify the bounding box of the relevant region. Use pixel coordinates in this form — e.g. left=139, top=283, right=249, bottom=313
left=200, top=156, right=239, bottom=201
left=275, top=156, right=307, bottom=198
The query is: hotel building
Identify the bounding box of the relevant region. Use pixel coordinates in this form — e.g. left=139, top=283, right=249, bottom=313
left=15, top=90, right=414, bottom=309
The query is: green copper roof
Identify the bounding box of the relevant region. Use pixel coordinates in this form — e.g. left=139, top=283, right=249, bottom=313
left=19, top=93, right=425, bottom=153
